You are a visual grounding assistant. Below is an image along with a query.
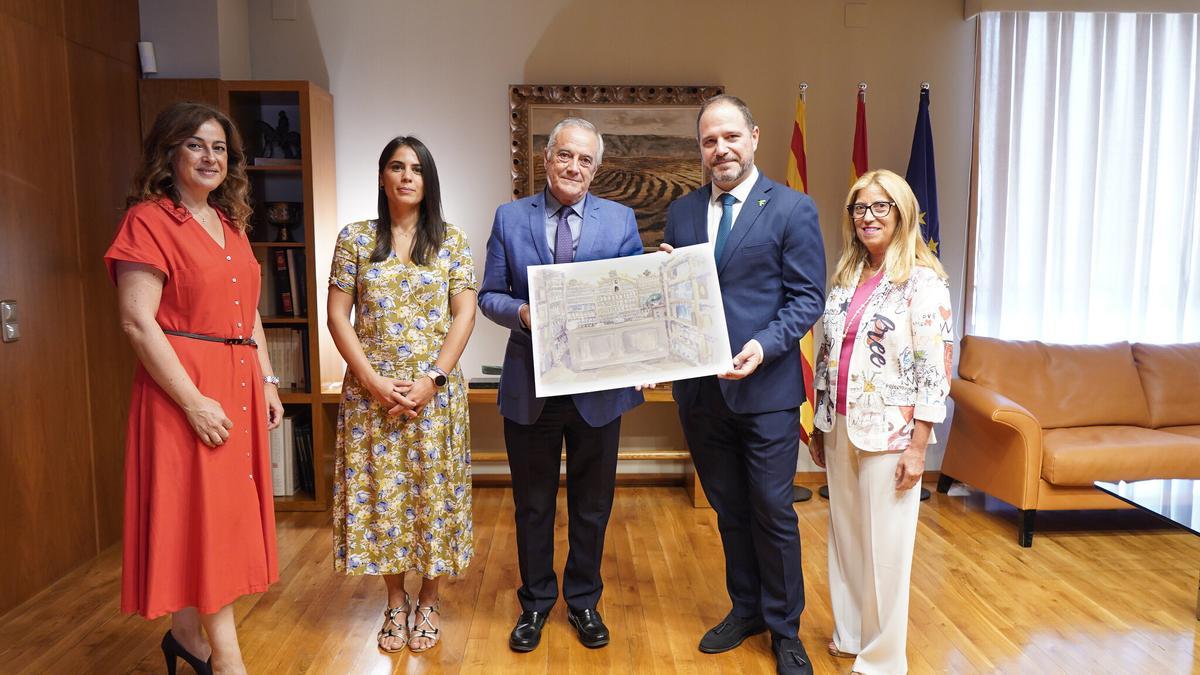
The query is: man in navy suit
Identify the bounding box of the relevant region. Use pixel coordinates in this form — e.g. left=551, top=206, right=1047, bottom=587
left=478, top=117, right=643, bottom=652
left=663, top=95, right=825, bottom=675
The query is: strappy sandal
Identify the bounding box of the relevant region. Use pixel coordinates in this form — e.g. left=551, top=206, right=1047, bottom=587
left=377, top=594, right=411, bottom=653
left=828, top=640, right=857, bottom=658
left=409, top=601, right=441, bottom=653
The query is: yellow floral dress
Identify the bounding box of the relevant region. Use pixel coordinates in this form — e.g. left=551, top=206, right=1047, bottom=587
left=330, top=221, right=475, bottom=577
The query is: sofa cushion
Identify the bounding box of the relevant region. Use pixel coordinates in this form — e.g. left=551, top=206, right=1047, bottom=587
left=1132, top=343, right=1200, bottom=428
left=959, top=336, right=1152, bottom=429
left=1160, top=425, right=1200, bottom=440
left=1042, top=426, right=1200, bottom=486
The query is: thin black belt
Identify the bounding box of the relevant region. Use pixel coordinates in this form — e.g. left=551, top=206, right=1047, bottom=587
left=163, top=329, right=258, bottom=347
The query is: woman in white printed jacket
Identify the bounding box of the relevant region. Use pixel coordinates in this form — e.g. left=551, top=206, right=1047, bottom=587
left=810, top=168, right=953, bottom=675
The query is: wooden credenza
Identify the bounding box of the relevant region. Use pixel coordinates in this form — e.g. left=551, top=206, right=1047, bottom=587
left=319, top=384, right=708, bottom=507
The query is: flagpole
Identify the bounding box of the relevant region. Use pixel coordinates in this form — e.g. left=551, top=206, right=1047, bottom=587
left=912, top=79, right=935, bottom=502
left=791, top=80, right=815, bottom=504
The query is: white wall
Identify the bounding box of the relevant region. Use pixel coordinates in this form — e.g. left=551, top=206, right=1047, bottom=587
left=246, top=0, right=977, bottom=469
left=217, top=0, right=252, bottom=78
left=140, top=0, right=222, bottom=78
left=139, top=0, right=252, bottom=78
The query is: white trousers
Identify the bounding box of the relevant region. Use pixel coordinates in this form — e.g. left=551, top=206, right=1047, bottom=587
left=826, top=414, right=921, bottom=675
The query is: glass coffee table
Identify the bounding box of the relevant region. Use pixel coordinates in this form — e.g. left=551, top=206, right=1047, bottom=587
left=1095, top=479, right=1200, bottom=619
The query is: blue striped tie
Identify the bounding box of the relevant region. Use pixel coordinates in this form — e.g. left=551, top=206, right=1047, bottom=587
left=713, top=192, right=736, bottom=261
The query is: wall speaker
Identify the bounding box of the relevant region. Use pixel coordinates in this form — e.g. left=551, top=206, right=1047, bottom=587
left=137, top=41, right=158, bottom=75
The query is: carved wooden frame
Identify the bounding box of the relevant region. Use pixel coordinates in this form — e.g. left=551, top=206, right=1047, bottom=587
left=508, top=84, right=723, bottom=200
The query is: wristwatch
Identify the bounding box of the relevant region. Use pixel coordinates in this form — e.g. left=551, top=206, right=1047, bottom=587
left=263, top=375, right=281, bottom=386
left=427, top=365, right=448, bottom=387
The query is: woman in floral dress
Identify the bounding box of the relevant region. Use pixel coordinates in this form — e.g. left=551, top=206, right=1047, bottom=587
left=327, top=136, right=476, bottom=654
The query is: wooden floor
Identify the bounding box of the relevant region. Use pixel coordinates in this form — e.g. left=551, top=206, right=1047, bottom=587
left=1, top=485, right=1198, bottom=674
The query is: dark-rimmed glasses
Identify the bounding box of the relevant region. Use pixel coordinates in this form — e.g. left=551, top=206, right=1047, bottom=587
left=847, top=201, right=895, bottom=219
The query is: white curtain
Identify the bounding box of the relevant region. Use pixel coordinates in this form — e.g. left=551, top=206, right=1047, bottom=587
left=971, top=11, right=1200, bottom=345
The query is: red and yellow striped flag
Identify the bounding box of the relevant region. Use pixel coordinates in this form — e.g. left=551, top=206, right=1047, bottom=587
left=786, top=88, right=816, bottom=445
left=850, top=87, right=869, bottom=185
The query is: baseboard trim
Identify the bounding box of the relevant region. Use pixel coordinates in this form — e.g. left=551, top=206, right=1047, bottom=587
left=472, top=473, right=686, bottom=488
left=793, top=470, right=942, bottom=484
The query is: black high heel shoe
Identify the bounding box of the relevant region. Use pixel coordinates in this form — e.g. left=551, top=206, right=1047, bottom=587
left=161, top=630, right=213, bottom=675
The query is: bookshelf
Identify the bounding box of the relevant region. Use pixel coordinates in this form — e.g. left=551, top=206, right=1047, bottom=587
left=139, top=79, right=336, bottom=511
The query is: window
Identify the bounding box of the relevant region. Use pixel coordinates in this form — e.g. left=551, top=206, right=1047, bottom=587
left=970, top=12, right=1200, bottom=344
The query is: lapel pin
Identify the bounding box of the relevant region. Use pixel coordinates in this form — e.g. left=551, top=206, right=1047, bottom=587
left=757, top=199, right=767, bottom=207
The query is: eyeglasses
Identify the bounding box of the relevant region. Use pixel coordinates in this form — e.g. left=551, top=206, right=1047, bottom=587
left=553, top=149, right=595, bottom=170
left=847, top=201, right=895, bottom=219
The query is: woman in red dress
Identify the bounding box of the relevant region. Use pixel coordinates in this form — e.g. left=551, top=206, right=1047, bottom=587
left=105, top=102, right=283, bottom=675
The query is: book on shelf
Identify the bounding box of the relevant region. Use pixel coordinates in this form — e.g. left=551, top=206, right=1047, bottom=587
left=264, top=327, right=308, bottom=390
left=270, top=416, right=296, bottom=496
left=286, top=249, right=306, bottom=316
left=294, top=418, right=315, bottom=495
left=258, top=251, right=277, bottom=316
left=253, top=157, right=301, bottom=167
left=267, top=248, right=306, bottom=318
left=272, top=249, right=294, bottom=316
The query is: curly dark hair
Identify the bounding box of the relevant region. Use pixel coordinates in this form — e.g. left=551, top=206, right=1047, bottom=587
left=127, top=101, right=253, bottom=230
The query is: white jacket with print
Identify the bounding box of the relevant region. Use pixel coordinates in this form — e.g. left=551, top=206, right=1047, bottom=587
left=814, top=263, right=954, bottom=452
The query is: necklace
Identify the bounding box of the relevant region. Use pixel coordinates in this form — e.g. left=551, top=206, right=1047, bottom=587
left=847, top=262, right=884, bottom=331
left=846, top=294, right=872, bottom=332
left=185, top=202, right=212, bottom=227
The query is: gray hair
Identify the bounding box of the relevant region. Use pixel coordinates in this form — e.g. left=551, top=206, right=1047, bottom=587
left=545, top=117, right=604, bottom=166
left=696, top=94, right=756, bottom=139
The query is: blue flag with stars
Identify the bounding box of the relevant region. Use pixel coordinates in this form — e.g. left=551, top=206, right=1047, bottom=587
left=905, top=87, right=940, bottom=257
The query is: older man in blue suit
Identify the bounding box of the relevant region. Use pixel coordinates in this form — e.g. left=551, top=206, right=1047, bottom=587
left=479, top=117, right=643, bottom=652
left=662, top=95, right=825, bottom=675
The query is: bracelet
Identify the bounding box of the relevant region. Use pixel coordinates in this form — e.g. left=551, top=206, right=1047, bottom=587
left=263, top=375, right=280, bottom=386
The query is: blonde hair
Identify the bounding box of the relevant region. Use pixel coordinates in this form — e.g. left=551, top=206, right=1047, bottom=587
left=830, top=168, right=947, bottom=288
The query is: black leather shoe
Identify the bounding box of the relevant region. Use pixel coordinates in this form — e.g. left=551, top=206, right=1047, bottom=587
left=509, top=610, right=548, bottom=652
left=567, top=607, right=610, bottom=648
left=698, top=612, right=766, bottom=653
left=772, top=637, right=814, bottom=675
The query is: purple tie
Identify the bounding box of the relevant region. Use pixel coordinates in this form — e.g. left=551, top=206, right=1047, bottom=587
left=554, top=206, right=574, bottom=264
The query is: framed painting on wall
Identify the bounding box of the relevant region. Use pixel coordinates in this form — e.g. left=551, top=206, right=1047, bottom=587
left=509, top=84, right=723, bottom=251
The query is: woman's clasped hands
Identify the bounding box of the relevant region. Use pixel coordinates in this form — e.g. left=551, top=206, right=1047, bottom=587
left=368, top=373, right=431, bottom=420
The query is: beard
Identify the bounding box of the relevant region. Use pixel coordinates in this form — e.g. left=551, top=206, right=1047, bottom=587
left=709, top=155, right=751, bottom=185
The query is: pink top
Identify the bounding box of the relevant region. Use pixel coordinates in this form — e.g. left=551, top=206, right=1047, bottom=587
left=837, top=268, right=885, bottom=416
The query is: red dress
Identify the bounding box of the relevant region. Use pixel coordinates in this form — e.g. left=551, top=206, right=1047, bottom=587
left=105, top=199, right=278, bottom=619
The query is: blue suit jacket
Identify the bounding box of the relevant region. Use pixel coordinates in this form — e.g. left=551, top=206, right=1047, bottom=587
left=664, top=172, right=826, bottom=414
left=478, top=192, right=645, bottom=427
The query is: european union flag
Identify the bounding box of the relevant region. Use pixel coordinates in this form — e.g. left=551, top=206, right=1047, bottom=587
left=905, top=87, right=940, bottom=257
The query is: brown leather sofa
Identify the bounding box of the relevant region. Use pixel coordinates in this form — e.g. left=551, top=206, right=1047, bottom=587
left=938, top=336, right=1200, bottom=546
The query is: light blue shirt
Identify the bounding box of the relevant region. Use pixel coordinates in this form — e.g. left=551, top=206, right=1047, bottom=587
left=543, top=189, right=583, bottom=258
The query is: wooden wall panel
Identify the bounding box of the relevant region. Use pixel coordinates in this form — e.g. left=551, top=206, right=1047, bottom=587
left=0, top=13, right=100, bottom=615
left=67, top=40, right=141, bottom=548
left=138, top=78, right=222, bottom=139
left=0, top=0, right=63, bottom=35
left=63, top=0, right=138, bottom=65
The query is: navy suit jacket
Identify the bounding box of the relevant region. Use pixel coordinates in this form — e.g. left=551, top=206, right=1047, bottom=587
left=664, top=172, right=826, bottom=414
left=478, top=192, right=645, bottom=427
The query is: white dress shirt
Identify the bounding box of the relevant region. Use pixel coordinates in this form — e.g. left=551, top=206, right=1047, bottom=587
left=705, top=165, right=764, bottom=363
left=706, top=165, right=760, bottom=246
